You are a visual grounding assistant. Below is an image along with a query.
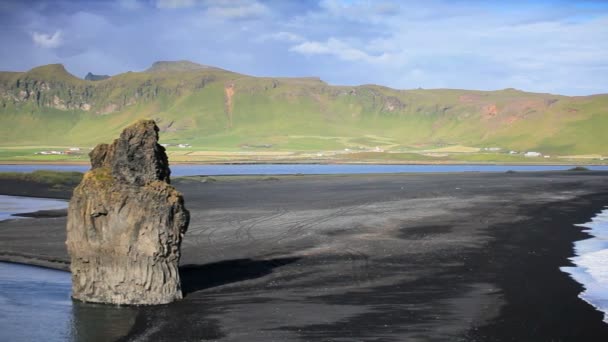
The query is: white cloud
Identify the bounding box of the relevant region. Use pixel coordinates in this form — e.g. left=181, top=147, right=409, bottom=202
left=259, top=31, right=304, bottom=43
left=318, top=0, right=401, bottom=23
left=117, top=0, right=143, bottom=10
left=155, top=0, right=269, bottom=19
left=205, top=1, right=269, bottom=20
left=290, top=38, right=392, bottom=64
left=286, top=2, right=608, bottom=93
left=155, top=0, right=197, bottom=9
left=4, top=0, right=608, bottom=95
left=32, top=30, right=63, bottom=48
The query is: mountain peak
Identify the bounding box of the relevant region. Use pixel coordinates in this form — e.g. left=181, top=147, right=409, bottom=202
left=24, top=64, right=80, bottom=81
left=27, top=63, right=68, bottom=74
left=145, top=60, right=213, bottom=73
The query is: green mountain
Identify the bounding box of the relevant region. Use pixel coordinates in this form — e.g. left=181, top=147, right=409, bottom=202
left=145, top=60, right=217, bottom=73
left=0, top=61, right=606, bottom=156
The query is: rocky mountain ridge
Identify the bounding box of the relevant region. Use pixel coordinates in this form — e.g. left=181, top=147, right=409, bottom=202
left=0, top=61, right=606, bottom=155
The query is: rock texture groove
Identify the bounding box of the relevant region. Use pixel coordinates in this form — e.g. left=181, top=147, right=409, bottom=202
left=66, top=120, right=189, bottom=305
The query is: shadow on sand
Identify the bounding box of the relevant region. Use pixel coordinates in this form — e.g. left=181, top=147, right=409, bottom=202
left=179, top=257, right=301, bottom=295
left=79, top=257, right=301, bottom=342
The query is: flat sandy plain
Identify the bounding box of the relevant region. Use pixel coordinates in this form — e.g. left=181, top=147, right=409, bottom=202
left=2, top=171, right=608, bottom=341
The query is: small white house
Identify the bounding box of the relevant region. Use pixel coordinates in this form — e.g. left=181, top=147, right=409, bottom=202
left=524, top=151, right=542, bottom=157
left=37, top=150, right=64, bottom=155
left=69, top=147, right=81, bottom=151
left=509, top=151, right=518, bottom=154
left=177, top=144, right=191, bottom=148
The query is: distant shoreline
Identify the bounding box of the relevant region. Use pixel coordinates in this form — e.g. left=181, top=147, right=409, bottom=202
left=0, top=160, right=606, bottom=166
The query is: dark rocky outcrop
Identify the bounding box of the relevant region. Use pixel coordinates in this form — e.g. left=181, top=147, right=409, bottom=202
left=84, top=72, right=110, bottom=81
left=66, top=119, right=189, bottom=305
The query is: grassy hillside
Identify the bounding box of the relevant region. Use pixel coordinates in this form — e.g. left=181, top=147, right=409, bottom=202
left=0, top=61, right=606, bottom=162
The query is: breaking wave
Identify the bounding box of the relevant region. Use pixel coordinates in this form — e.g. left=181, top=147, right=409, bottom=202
left=561, top=208, right=608, bottom=323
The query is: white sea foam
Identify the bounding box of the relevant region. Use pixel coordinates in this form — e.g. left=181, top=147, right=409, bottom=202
left=561, top=208, right=608, bottom=323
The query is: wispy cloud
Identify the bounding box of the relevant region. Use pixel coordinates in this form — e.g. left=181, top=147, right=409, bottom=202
left=155, top=0, right=270, bottom=19
left=290, top=38, right=391, bottom=64
left=117, top=0, right=143, bottom=10
left=155, top=0, right=197, bottom=9
left=1, top=0, right=607, bottom=95
left=259, top=31, right=304, bottom=43
left=31, top=30, right=62, bottom=48
left=205, top=1, right=269, bottom=20
left=318, top=0, right=401, bottom=22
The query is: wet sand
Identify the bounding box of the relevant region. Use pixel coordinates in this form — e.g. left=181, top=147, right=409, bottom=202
left=2, top=171, right=608, bottom=341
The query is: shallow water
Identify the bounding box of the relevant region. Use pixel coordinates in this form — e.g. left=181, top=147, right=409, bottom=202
left=561, top=208, right=608, bottom=322
left=1, top=163, right=608, bottom=176
left=0, top=262, right=139, bottom=342
left=0, top=195, right=68, bottom=221
left=0, top=262, right=72, bottom=341
left=0, top=194, right=135, bottom=341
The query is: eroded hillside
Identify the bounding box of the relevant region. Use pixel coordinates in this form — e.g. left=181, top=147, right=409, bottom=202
left=1, top=61, right=606, bottom=155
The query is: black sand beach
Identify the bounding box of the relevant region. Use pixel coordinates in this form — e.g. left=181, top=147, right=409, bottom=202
left=2, top=171, right=608, bottom=341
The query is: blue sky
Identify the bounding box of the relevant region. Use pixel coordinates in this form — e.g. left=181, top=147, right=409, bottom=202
left=0, top=0, right=607, bottom=95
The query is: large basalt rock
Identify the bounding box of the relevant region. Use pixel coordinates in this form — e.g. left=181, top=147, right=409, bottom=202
left=66, top=119, right=189, bottom=305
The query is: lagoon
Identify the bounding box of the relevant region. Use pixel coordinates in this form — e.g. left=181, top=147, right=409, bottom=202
left=2, top=163, right=608, bottom=176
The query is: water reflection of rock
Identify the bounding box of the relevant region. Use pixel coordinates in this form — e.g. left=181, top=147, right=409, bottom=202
left=70, top=302, right=138, bottom=342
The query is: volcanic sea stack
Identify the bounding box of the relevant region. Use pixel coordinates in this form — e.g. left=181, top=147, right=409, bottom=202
left=66, top=120, right=189, bottom=305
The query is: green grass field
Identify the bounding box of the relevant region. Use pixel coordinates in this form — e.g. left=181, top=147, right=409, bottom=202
left=1, top=62, right=607, bottom=162
left=0, top=170, right=83, bottom=185
left=1, top=145, right=604, bottom=164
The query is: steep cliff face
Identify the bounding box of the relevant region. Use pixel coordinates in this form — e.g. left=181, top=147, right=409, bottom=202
left=66, top=119, right=189, bottom=305
left=0, top=64, right=95, bottom=111
left=1, top=61, right=607, bottom=154
left=0, top=62, right=225, bottom=116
